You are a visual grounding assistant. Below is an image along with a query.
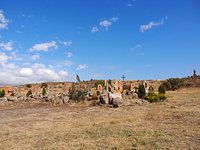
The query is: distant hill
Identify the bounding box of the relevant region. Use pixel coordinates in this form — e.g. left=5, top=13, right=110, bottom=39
left=181, top=76, right=200, bottom=88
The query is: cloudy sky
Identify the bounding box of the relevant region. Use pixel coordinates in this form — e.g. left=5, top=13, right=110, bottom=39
left=0, top=0, right=200, bottom=85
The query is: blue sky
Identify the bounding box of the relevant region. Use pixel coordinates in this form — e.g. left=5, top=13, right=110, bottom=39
left=0, top=0, right=200, bottom=85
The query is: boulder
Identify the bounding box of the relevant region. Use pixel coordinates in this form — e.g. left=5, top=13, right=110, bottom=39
left=7, top=96, right=18, bottom=102
left=99, top=96, right=106, bottom=105
left=112, top=99, right=123, bottom=108
left=17, top=96, right=26, bottom=101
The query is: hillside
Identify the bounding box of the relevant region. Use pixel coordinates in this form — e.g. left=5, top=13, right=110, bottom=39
left=0, top=88, right=199, bottom=149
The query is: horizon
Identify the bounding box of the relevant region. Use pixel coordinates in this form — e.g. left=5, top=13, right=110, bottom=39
left=0, top=0, right=200, bottom=85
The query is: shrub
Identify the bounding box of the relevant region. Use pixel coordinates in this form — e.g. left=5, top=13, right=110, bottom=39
left=161, top=78, right=183, bottom=91
left=26, top=84, right=32, bottom=88
left=26, top=89, right=32, bottom=97
left=144, top=91, right=166, bottom=103
left=69, top=84, right=87, bottom=102
left=158, top=85, right=166, bottom=94
left=94, top=80, right=105, bottom=90
left=42, top=88, right=47, bottom=96
left=41, top=83, right=48, bottom=88
left=138, top=84, right=146, bottom=98
left=149, top=86, right=154, bottom=92
left=0, top=89, right=5, bottom=98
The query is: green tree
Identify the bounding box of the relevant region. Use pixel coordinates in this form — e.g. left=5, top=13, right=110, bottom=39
left=138, top=84, right=146, bottom=99
left=68, top=84, right=86, bottom=102
left=42, top=88, right=47, bottom=96
left=26, top=84, right=32, bottom=88
left=158, top=85, right=166, bottom=94
left=161, top=78, right=183, bottom=91
left=41, top=83, right=48, bottom=88
left=0, top=89, right=5, bottom=98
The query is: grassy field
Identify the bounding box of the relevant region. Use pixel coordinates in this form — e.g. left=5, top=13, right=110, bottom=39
left=0, top=88, right=200, bottom=150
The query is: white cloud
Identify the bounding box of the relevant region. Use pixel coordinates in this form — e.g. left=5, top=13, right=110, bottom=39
left=30, top=41, right=57, bottom=51
left=36, top=68, right=60, bottom=80
left=91, top=26, right=99, bottom=33
left=31, top=53, right=40, bottom=61
left=0, top=10, right=9, bottom=30
left=58, top=70, right=68, bottom=77
left=140, top=18, right=165, bottom=33
left=32, top=63, right=45, bottom=69
left=19, top=68, right=33, bottom=77
left=0, top=52, right=8, bottom=64
left=0, top=41, right=13, bottom=51
left=62, top=41, right=72, bottom=46
left=110, top=17, right=119, bottom=22
left=65, top=52, right=73, bottom=58
left=77, top=64, right=88, bottom=71
left=0, top=62, right=70, bottom=84
left=131, top=44, right=143, bottom=52
left=99, top=20, right=112, bottom=30
left=95, top=16, right=119, bottom=31
left=2, top=63, right=17, bottom=70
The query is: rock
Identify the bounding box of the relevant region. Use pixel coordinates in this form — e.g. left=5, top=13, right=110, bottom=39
left=7, top=96, right=18, bottom=102
left=0, top=97, right=7, bottom=106
left=17, top=96, right=26, bottom=101
left=62, top=96, right=69, bottom=103
left=112, top=99, right=123, bottom=108
left=99, top=96, right=106, bottom=105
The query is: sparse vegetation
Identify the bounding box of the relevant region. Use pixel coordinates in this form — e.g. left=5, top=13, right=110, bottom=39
left=94, top=80, right=105, bottom=90
left=158, top=85, right=166, bottom=94
left=0, top=89, right=5, bottom=98
left=41, top=83, right=48, bottom=88
left=0, top=88, right=199, bottom=149
left=144, top=91, right=166, bottom=103
left=138, top=84, right=146, bottom=98
left=68, top=84, right=87, bottom=102
left=42, top=88, right=47, bottom=96
left=26, top=84, right=32, bottom=88
left=161, top=78, right=183, bottom=91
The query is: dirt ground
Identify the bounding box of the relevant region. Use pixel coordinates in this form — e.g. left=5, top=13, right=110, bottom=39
left=0, top=88, right=200, bottom=150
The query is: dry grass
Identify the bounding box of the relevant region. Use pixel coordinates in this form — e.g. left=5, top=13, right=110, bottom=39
left=0, top=88, right=200, bottom=150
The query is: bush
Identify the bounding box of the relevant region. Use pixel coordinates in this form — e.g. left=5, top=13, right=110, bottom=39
left=41, top=83, right=48, bottom=88
left=161, top=78, right=183, bottom=91
left=26, top=84, right=32, bottom=88
left=144, top=91, right=166, bottom=103
left=158, top=85, right=166, bottom=94
left=42, top=88, right=47, bottom=96
left=149, top=86, right=154, bottom=92
left=0, top=89, right=5, bottom=98
left=69, top=84, right=87, bottom=102
left=26, top=89, right=32, bottom=97
left=94, top=80, right=105, bottom=90
left=138, top=84, right=146, bottom=98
